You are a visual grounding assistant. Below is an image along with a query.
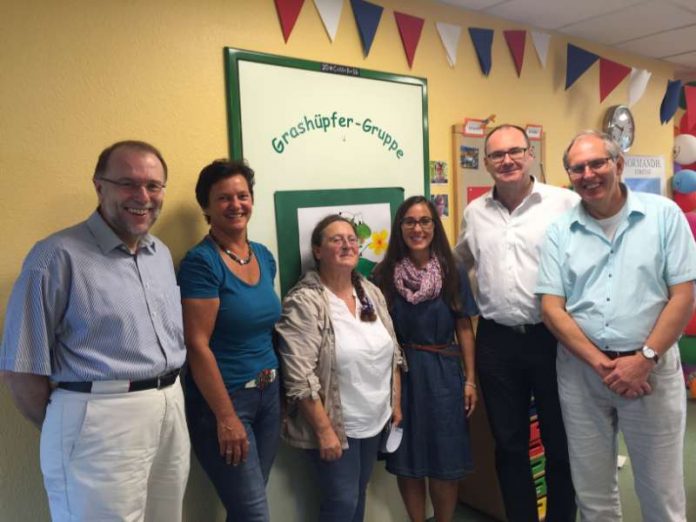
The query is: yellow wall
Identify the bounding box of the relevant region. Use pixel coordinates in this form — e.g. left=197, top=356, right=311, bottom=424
left=0, top=0, right=675, bottom=520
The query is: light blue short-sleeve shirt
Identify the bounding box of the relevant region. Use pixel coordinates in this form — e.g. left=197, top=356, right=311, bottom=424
left=536, top=186, right=696, bottom=351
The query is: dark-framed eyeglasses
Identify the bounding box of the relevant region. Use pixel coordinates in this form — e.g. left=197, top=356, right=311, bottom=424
left=401, top=216, right=434, bottom=230
left=99, top=177, right=167, bottom=194
left=566, top=157, right=613, bottom=177
left=486, top=147, right=528, bottom=163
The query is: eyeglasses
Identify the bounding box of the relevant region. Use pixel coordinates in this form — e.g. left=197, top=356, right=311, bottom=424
left=327, top=235, right=359, bottom=246
left=401, top=216, right=434, bottom=230
left=566, top=157, right=613, bottom=177
left=486, top=147, right=528, bottom=163
left=99, top=177, right=166, bottom=194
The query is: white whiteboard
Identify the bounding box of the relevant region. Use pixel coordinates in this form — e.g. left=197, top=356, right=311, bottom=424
left=225, top=49, right=429, bottom=256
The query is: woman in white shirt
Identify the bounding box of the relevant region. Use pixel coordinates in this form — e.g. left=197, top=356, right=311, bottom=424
left=276, top=214, right=404, bottom=522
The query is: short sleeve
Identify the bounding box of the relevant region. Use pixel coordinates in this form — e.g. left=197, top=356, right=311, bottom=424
left=254, top=242, right=277, bottom=281
left=662, top=204, right=696, bottom=286
left=535, top=223, right=566, bottom=297
left=177, top=246, right=221, bottom=299
left=0, top=244, right=68, bottom=375
left=454, top=263, right=479, bottom=317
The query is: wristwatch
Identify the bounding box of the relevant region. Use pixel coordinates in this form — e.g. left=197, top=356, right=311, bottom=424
left=641, top=345, right=659, bottom=363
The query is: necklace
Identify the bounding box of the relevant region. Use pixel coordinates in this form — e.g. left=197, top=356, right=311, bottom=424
left=209, top=232, right=254, bottom=265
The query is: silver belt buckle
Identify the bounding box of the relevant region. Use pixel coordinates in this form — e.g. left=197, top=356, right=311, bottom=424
left=510, top=324, right=527, bottom=335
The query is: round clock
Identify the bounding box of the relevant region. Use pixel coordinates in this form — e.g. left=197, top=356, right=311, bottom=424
left=603, top=105, right=635, bottom=152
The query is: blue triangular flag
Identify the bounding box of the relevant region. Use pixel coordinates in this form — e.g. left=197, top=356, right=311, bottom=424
left=660, top=79, right=683, bottom=124
left=468, top=28, right=494, bottom=76
left=565, top=44, right=599, bottom=90
left=350, top=0, right=383, bottom=57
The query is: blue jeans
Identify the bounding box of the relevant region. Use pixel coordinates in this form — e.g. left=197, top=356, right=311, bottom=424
left=307, top=434, right=381, bottom=522
left=186, top=378, right=281, bottom=522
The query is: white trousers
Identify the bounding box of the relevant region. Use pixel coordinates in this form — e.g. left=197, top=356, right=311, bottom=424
left=557, top=344, right=686, bottom=522
left=40, top=378, right=190, bottom=522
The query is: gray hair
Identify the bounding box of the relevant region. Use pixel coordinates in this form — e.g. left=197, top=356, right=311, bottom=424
left=562, top=130, right=622, bottom=170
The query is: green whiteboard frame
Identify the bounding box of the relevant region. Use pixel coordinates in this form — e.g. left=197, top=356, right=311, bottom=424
left=224, top=47, right=430, bottom=197
left=274, top=187, right=404, bottom=296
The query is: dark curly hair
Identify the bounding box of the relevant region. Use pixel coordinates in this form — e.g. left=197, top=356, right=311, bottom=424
left=194, top=159, right=255, bottom=223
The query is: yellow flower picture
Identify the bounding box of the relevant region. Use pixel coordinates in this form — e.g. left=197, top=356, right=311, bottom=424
left=368, top=230, right=388, bottom=256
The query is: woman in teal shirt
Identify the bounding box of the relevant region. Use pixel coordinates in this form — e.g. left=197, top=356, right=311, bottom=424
left=178, top=159, right=281, bottom=522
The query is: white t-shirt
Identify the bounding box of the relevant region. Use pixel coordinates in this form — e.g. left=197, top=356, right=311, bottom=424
left=326, top=287, right=393, bottom=439
left=596, top=201, right=628, bottom=241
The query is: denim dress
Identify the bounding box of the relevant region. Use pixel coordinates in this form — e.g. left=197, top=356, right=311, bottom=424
left=385, top=266, right=478, bottom=480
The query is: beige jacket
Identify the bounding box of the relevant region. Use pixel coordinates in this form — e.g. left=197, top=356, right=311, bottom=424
left=275, top=270, right=404, bottom=450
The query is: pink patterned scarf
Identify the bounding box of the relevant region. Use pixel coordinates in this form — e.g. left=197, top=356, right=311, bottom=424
left=393, top=256, right=442, bottom=304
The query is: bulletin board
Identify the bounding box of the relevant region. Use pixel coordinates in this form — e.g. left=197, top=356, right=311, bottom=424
left=452, top=123, right=545, bottom=237
left=224, top=48, right=429, bottom=264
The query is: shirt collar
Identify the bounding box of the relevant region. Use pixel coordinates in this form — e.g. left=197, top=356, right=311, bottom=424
left=569, top=183, right=645, bottom=229
left=86, top=210, right=156, bottom=255
left=486, top=176, right=541, bottom=207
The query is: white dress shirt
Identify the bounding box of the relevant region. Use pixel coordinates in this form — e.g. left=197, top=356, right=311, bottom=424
left=456, top=178, right=579, bottom=326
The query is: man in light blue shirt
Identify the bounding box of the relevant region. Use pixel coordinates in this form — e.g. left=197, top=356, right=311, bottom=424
left=536, top=130, right=696, bottom=522
left=0, top=141, right=190, bottom=521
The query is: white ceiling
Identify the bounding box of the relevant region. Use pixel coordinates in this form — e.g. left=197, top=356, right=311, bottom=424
left=436, top=0, right=696, bottom=77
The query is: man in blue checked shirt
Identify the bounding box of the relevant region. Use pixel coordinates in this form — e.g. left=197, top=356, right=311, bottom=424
left=537, top=130, right=696, bottom=522
left=0, top=141, right=189, bottom=521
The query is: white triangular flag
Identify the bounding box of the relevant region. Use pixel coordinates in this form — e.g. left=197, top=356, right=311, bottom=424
left=436, top=22, right=461, bottom=67
left=531, top=31, right=551, bottom=68
left=313, top=0, right=343, bottom=42
left=628, top=68, right=652, bottom=107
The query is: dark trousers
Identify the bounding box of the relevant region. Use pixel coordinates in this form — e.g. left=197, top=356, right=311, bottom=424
left=476, top=318, right=576, bottom=522
left=307, top=434, right=381, bottom=522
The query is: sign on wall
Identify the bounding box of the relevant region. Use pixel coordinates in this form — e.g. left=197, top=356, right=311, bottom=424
left=225, top=48, right=429, bottom=266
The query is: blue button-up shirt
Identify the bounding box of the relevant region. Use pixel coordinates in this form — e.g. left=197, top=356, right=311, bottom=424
left=0, top=211, right=186, bottom=381
left=536, top=187, right=696, bottom=351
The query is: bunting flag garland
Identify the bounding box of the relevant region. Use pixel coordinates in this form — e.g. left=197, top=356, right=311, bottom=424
left=436, top=22, right=461, bottom=67
left=313, top=0, right=343, bottom=42
left=684, top=85, right=696, bottom=132
left=531, top=31, right=550, bottom=68
left=503, top=30, right=526, bottom=77
left=350, top=0, right=384, bottom=57
left=267, top=4, right=664, bottom=121
left=274, top=0, right=305, bottom=42
left=599, top=58, right=631, bottom=102
left=565, top=44, right=599, bottom=90
left=394, top=12, right=425, bottom=68
left=628, top=68, right=652, bottom=107
left=660, top=79, right=683, bottom=124
left=469, top=28, right=494, bottom=76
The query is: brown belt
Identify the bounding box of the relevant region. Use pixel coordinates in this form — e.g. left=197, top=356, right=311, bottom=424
left=403, top=343, right=460, bottom=357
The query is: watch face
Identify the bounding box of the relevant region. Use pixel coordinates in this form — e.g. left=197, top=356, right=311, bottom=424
left=606, top=106, right=635, bottom=152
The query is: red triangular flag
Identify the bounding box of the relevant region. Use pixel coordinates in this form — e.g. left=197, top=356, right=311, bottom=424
left=394, top=11, right=424, bottom=68
left=274, top=0, right=305, bottom=42
left=599, top=58, right=631, bottom=102
left=503, top=30, right=526, bottom=77
left=680, top=111, right=696, bottom=136
left=685, top=85, right=696, bottom=132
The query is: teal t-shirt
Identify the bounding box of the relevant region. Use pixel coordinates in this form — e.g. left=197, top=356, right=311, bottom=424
left=178, top=237, right=281, bottom=392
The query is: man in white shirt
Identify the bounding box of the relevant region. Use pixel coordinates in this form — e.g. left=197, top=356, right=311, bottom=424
left=456, top=125, right=578, bottom=522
